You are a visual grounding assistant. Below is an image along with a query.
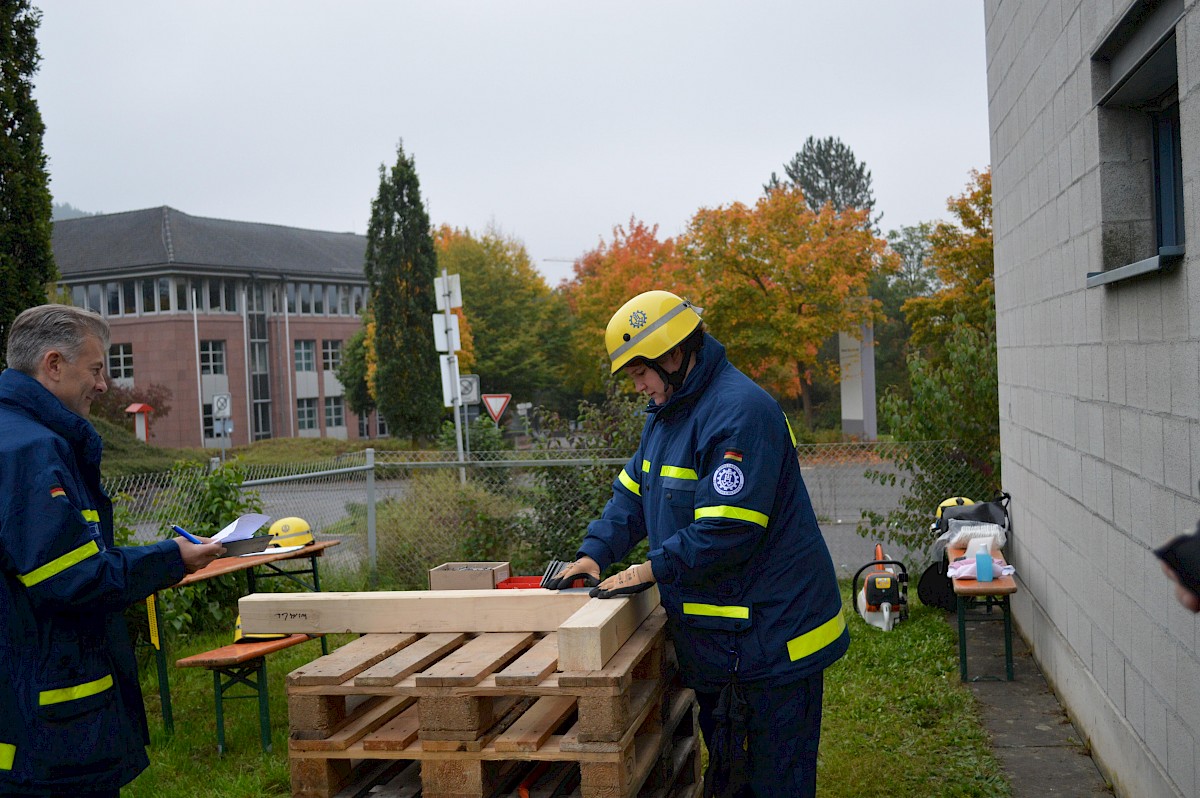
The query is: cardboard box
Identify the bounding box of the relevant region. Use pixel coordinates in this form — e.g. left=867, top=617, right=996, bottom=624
left=428, top=561, right=511, bottom=590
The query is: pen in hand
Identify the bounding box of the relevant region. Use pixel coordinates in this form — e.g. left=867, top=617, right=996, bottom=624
left=172, top=525, right=203, bottom=544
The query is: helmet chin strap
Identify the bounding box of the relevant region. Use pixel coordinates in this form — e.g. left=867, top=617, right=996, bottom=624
left=650, top=338, right=699, bottom=393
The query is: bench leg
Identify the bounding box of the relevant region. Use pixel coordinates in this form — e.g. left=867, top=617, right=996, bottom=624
left=213, top=669, right=226, bottom=755
left=957, top=595, right=969, bottom=681
left=257, top=658, right=272, bottom=752
left=211, top=659, right=272, bottom=754
left=1003, top=596, right=1014, bottom=681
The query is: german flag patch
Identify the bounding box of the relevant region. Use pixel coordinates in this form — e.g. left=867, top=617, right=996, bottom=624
left=723, top=449, right=743, bottom=462
left=50, top=485, right=66, bottom=499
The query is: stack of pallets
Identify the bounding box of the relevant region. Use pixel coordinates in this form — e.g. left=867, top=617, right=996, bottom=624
left=285, top=607, right=701, bottom=798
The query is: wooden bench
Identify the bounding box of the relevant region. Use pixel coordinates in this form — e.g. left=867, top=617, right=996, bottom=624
left=947, top=545, right=1018, bottom=682
left=176, top=633, right=317, bottom=753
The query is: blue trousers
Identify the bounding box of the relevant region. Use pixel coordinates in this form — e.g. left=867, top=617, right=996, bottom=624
left=696, top=672, right=824, bottom=798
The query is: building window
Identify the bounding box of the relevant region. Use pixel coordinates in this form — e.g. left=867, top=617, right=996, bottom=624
left=108, top=343, right=134, bottom=379
left=377, top=412, right=389, bottom=437
left=294, top=340, right=316, bottom=372
left=1089, top=0, right=1185, bottom=286
left=122, top=280, right=136, bottom=315
left=106, top=283, right=120, bottom=316
left=358, top=413, right=369, bottom=438
left=322, top=340, right=343, bottom=371
left=325, top=396, right=344, bottom=428
left=202, top=403, right=215, bottom=438
left=312, top=284, right=325, bottom=315
left=199, top=340, right=226, bottom=375
left=297, top=398, right=318, bottom=431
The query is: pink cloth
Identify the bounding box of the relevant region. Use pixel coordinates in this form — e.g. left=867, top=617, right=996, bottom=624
left=947, top=557, right=1015, bottom=580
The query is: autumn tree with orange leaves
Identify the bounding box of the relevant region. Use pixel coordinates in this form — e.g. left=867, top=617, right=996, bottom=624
left=680, top=186, right=894, bottom=428
left=561, top=218, right=708, bottom=397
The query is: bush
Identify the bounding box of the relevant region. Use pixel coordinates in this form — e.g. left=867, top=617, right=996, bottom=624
left=374, top=469, right=528, bottom=589
left=150, top=461, right=263, bottom=636
left=517, top=385, right=648, bottom=575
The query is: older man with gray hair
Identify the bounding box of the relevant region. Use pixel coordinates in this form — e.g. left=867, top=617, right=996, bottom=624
left=0, top=304, right=224, bottom=796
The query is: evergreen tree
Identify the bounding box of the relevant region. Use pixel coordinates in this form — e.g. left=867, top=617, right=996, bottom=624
left=767, top=135, right=879, bottom=230
left=0, top=0, right=56, bottom=366
left=336, top=322, right=375, bottom=418
left=363, top=142, right=442, bottom=442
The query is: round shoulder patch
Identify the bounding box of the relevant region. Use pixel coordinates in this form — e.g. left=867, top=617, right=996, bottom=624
left=712, top=463, right=744, bottom=496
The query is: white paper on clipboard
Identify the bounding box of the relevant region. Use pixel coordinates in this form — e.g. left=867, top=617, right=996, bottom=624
left=211, top=513, right=271, bottom=543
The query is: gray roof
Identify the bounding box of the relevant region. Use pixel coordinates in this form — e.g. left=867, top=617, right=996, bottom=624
left=52, top=206, right=368, bottom=281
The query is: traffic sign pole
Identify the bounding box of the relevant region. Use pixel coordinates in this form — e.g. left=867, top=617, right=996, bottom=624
left=437, top=268, right=465, bottom=483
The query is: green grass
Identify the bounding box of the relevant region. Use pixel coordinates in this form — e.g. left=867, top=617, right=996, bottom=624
left=819, top=581, right=1011, bottom=797
left=92, top=416, right=203, bottom=476
left=125, top=583, right=1010, bottom=797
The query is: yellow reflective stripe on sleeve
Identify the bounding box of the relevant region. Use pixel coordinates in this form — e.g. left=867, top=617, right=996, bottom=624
left=682, top=602, right=750, bottom=620
left=38, top=673, right=114, bottom=706
left=641, top=459, right=651, bottom=472
left=784, top=413, right=797, bottom=447
left=81, top=509, right=100, bottom=522
left=694, top=505, right=770, bottom=528
left=0, top=742, right=14, bottom=771
left=17, top=540, right=101, bottom=588
left=618, top=468, right=641, bottom=497
left=786, top=612, right=847, bottom=662
left=660, top=465, right=698, bottom=480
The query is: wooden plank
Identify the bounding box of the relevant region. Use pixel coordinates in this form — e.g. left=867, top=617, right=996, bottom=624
left=175, top=634, right=311, bottom=668
left=362, top=703, right=422, bottom=751
left=290, top=696, right=412, bottom=751
left=289, top=633, right=419, bottom=686
left=560, top=609, right=667, bottom=689
left=416, top=632, right=534, bottom=686
left=494, top=695, right=577, bottom=753
left=495, top=632, right=559, bottom=687
left=557, top=587, right=661, bottom=672
left=354, top=633, right=467, bottom=686
left=239, top=589, right=592, bottom=635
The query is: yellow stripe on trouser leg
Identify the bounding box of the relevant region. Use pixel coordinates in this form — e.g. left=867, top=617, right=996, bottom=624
left=786, top=612, right=846, bottom=662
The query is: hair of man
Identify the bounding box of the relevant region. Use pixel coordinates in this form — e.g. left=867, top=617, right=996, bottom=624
left=5, top=303, right=111, bottom=375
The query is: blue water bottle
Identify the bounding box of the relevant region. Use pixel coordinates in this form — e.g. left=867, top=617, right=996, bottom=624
left=976, top=548, right=994, bottom=582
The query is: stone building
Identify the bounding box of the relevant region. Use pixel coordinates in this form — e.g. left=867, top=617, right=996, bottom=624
left=987, top=1, right=1200, bottom=794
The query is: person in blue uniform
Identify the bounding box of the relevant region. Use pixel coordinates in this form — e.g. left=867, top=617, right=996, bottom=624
left=547, top=290, right=849, bottom=798
left=0, top=304, right=224, bottom=797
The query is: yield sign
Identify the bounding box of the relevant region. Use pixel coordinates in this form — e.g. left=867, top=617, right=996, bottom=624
left=482, top=394, right=512, bottom=423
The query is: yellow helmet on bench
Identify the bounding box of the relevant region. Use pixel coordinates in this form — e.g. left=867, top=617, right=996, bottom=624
left=233, top=613, right=287, bottom=643
left=268, top=516, right=314, bottom=547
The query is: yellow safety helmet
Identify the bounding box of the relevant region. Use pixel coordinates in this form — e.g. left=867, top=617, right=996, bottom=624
left=936, top=497, right=975, bottom=518
left=605, top=290, right=703, bottom=374
left=268, top=516, right=314, bottom=547
left=233, top=614, right=287, bottom=643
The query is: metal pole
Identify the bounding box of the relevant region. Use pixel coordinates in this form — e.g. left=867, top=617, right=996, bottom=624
left=366, top=447, right=377, bottom=585
left=192, top=288, right=204, bottom=447
left=442, top=268, right=465, bottom=483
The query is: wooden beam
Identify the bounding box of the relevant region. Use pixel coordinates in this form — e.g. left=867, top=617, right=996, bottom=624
left=239, top=587, right=662, bottom=672
left=556, top=587, right=660, bottom=673
left=238, top=589, right=592, bottom=635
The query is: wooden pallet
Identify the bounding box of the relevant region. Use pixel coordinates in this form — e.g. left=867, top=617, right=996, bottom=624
left=287, top=608, right=699, bottom=798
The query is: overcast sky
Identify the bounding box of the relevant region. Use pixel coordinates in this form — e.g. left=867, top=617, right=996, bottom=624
left=32, top=1, right=989, bottom=286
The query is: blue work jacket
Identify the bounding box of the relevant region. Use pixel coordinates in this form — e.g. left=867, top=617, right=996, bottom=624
left=0, top=368, right=184, bottom=793
left=578, top=335, right=849, bottom=691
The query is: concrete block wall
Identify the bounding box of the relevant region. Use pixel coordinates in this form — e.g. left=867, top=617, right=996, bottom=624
left=986, top=1, right=1200, bottom=795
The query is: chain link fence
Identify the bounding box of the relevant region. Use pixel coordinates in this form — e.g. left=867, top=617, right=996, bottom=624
left=103, top=440, right=998, bottom=589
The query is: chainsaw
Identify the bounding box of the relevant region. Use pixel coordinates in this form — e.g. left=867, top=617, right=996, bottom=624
left=852, top=543, right=909, bottom=631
